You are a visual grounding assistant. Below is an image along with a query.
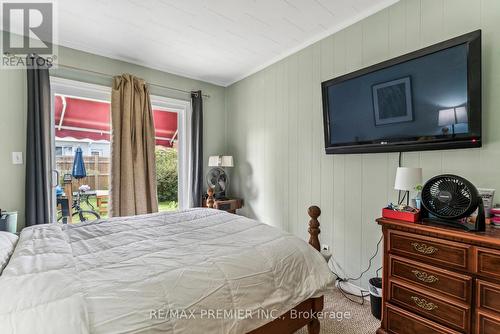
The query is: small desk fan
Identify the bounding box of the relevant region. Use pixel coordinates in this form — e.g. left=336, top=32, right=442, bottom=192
left=420, top=174, right=485, bottom=232
left=206, top=155, right=233, bottom=200
left=206, top=167, right=228, bottom=200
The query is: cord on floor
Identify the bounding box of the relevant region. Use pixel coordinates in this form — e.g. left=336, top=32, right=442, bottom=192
left=328, top=235, right=383, bottom=305
left=335, top=280, right=369, bottom=305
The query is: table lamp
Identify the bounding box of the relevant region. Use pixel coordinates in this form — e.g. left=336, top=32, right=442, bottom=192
left=438, top=106, right=468, bottom=135
left=394, top=167, right=422, bottom=206
left=208, top=156, right=234, bottom=168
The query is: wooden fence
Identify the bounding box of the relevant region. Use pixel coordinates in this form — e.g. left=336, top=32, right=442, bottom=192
left=56, top=155, right=110, bottom=192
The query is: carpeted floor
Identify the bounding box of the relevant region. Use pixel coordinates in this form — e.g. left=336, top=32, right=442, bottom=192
left=295, top=287, right=380, bottom=334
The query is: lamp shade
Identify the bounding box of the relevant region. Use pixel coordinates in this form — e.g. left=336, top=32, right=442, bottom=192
left=438, top=108, right=456, bottom=126
left=394, top=167, right=422, bottom=191
left=208, top=155, right=234, bottom=167
left=454, top=106, right=468, bottom=124
left=438, top=106, right=468, bottom=126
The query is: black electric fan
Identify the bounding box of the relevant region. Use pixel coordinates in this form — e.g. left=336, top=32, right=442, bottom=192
left=420, top=174, right=485, bottom=232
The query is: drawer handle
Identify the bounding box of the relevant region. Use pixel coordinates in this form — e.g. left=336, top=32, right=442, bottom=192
left=411, top=242, right=438, bottom=255
left=411, top=270, right=440, bottom=284
left=411, top=296, right=438, bottom=311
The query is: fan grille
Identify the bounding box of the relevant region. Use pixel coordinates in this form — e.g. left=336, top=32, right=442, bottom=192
left=421, top=175, right=477, bottom=219
left=206, top=167, right=228, bottom=195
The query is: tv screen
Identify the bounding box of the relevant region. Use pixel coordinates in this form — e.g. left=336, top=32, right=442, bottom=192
left=321, top=30, right=481, bottom=154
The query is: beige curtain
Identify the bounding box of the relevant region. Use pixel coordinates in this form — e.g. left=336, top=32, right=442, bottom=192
left=110, top=74, right=158, bottom=217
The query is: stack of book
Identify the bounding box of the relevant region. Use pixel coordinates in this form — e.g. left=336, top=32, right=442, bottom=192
left=491, top=207, right=500, bottom=227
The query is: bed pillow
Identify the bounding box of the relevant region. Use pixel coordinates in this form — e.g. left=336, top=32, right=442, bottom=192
left=0, top=232, right=18, bottom=275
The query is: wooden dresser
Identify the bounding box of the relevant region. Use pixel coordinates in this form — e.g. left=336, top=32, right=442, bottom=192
left=377, top=218, right=500, bottom=334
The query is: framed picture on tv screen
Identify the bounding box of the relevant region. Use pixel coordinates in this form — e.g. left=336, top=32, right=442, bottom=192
left=372, top=76, right=413, bottom=126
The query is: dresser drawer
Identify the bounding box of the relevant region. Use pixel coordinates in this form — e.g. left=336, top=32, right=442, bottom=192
left=476, top=311, right=500, bottom=334
left=388, top=230, right=471, bottom=270
left=388, top=279, right=470, bottom=333
left=389, top=255, right=472, bottom=302
left=385, top=304, right=461, bottom=334
left=477, top=280, right=500, bottom=316
left=476, top=248, right=500, bottom=281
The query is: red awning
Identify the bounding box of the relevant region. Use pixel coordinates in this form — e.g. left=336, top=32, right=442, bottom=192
left=54, top=95, right=178, bottom=147
left=153, top=108, right=178, bottom=147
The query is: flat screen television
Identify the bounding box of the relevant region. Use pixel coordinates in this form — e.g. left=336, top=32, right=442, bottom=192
left=321, top=30, right=481, bottom=154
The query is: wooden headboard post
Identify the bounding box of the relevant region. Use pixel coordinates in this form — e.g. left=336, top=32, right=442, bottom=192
left=307, top=206, right=321, bottom=251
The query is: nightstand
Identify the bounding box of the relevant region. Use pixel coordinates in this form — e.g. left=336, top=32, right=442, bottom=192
left=211, top=198, right=243, bottom=214
left=203, top=191, right=243, bottom=214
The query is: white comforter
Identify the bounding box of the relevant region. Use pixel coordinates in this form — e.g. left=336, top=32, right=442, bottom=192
left=0, top=209, right=333, bottom=334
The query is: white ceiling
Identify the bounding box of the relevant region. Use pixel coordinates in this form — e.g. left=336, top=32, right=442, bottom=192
left=51, top=0, right=398, bottom=86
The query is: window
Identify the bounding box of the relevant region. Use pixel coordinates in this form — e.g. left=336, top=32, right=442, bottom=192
left=63, top=146, right=73, bottom=156
left=55, top=145, right=75, bottom=156
left=152, top=106, right=179, bottom=212
left=150, top=95, right=191, bottom=210
left=50, top=77, right=191, bottom=224
left=51, top=78, right=112, bottom=222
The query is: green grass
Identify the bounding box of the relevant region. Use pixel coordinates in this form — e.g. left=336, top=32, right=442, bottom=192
left=158, top=200, right=178, bottom=212
left=78, top=197, right=106, bottom=219
left=75, top=196, right=177, bottom=220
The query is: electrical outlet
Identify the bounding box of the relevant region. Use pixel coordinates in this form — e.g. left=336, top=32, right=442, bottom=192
left=321, top=244, right=329, bottom=251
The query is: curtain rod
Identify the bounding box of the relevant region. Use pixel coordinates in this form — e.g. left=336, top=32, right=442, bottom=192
left=54, top=63, right=210, bottom=98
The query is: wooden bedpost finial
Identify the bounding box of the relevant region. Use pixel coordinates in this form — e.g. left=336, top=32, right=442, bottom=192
left=308, top=206, right=321, bottom=251
left=207, top=188, right=215, bottom=208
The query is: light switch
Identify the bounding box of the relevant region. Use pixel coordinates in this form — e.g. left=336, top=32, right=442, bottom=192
left=12, top=152, right=23, bottom=165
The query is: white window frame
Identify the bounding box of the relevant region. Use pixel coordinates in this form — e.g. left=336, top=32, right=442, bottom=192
left=49, top=77, right=112, bottom=222
left=49, top=77, right=192, bottom=222
left=150, top=94, right=191, bottom=210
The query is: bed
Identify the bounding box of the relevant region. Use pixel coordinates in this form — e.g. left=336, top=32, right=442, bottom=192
left=0, top=207, right=332, bottom=334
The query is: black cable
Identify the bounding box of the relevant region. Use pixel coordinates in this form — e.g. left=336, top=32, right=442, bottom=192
left=397, top=152, right=403, bottom=204
left=329, top=235, right=384, bottom=305
left=334, top=154, right=398, bottom=305
left=397, top=151, right=404, bottom=203
left=336, top=280, right=369, bottom=305
left=344, top=235, right=383, bottom=282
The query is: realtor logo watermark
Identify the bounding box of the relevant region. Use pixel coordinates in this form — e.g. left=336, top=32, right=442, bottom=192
left=149, top=308, right=352, bottom=322
left=1, top=0, right=57, bottom=68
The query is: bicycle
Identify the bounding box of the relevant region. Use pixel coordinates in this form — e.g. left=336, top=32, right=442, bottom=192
left=57, top=191, right=100, bottom=223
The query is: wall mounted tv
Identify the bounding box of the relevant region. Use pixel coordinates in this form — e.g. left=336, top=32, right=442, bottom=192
left=321, top=30, right=481, bottom=154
